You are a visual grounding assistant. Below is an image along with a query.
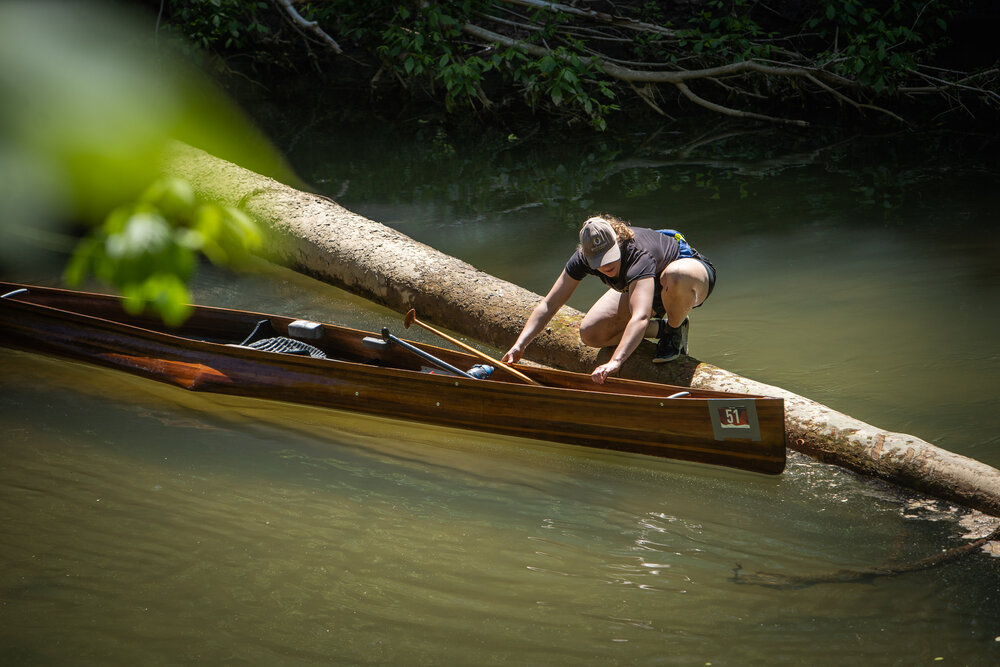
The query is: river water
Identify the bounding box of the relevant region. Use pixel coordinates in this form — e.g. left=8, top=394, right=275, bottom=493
left=2, top=107, right=999, bottom=664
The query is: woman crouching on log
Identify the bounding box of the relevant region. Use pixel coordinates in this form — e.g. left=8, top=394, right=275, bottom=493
left=503, top=215, right=718, bottom=384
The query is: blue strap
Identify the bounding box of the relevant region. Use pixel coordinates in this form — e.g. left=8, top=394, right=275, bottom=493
left=658, top=229, right=694, bottom=258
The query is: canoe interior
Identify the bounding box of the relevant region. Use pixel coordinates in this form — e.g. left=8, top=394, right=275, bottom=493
left=0, top=282, right=787, bottom=474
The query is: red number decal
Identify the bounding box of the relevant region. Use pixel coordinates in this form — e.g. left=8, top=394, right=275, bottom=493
left=718, top=406, right=749, bottom=429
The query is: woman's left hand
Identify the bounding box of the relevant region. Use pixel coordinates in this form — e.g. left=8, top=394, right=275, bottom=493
left=591, top=359, right=620, bottom=384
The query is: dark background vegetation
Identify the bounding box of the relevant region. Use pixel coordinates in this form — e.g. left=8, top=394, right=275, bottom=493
left=134, top=0, right=999, bottom=130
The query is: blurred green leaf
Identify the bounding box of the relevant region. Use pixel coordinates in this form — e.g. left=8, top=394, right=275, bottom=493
left=0, top=0, right=295, bottom=325
left=63, top=175, right=262, bottom=323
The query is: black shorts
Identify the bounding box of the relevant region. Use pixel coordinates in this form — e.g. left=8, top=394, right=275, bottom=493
left=694, top=252, right=717, bottom=301
left=651, top=251, right=717, bottom=315
left=656, top=229, right=716, bottom=303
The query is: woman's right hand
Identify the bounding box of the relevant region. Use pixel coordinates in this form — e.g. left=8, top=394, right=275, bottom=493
left=502, top=345, right=523, bottom=364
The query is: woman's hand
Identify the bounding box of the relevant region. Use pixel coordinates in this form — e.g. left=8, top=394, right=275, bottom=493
left=502, top=345, right=523, bottom=364
left=591, top=359, right=621, bottom=384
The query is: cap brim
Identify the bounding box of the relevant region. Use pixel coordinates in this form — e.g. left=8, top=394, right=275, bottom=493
left=585, top=242, right=621, bottom=269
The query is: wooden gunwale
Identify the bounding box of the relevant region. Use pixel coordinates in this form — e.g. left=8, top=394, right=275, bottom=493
left=0, top=282, right=786, bottom=473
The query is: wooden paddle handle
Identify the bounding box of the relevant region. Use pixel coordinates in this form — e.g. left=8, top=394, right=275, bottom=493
left=404, top=309, right=541, bottom=386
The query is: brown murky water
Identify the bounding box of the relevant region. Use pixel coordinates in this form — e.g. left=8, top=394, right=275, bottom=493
left=2, top=121, right=998, bottom=664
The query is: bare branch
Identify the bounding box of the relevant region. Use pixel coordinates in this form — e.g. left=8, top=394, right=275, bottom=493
left=626, top=80, right=671, bottom=118
left=803, top=73, right=909, bottom=124
left=275, top=0, right=342, bottom=54
left=497, top=0, right=680, bottom=38
left=674, top=81, right=808, bottom=126
left=901, top=67, right=1000, bottom=104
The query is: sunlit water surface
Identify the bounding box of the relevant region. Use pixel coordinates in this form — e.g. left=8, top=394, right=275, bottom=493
left=2, top=112, right=999, bottom=664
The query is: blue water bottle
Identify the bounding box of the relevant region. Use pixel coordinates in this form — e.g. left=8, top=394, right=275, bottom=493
left=466, top=364, right=494, bottom=379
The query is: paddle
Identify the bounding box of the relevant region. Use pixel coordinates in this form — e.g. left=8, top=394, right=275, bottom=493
left=377, top=327, right=476, bottom=379
left=404, top=309, right=541, bottom=386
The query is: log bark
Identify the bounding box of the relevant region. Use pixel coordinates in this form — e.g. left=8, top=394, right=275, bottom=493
left=162, top=142, right=1000, bottom=518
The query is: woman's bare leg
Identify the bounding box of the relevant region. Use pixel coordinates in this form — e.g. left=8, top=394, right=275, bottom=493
left=659, top=258, right=710, bottom=327
left=579, top=288, right=632, bottom=348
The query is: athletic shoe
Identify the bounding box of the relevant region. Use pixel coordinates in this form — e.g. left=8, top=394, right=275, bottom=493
left=653, top=318, right=689, bottom=363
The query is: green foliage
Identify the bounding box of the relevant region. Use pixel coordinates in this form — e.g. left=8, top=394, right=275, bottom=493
left=678, top=0, right=775, bottom=61
left=162, top=0, right=272, bottom=54
left=807, top=0, right=956, bottom=91
left=378, top=3, right=471, bottom=108
left=374, top=2, right=619, bottom=129
left=298, top=1, right=389, bottom=44
left=64, top=177, right=261, bottom=326
left=506, top=47, right=619, bottom=130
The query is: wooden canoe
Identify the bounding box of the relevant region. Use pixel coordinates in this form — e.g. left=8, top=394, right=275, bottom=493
left=0, top=282, right=786, bottom=474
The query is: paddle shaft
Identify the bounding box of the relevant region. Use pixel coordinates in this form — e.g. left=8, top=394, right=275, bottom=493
left=404, top=311, right=540, bottom=386
left=380, top=328, right=475, bottom=379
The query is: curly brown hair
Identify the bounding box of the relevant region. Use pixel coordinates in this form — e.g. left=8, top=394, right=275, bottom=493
left=582, top=214, right=634, bottom=243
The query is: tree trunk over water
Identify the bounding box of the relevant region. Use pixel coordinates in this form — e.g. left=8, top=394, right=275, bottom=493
left=163, top=142, right=1000, bottom=518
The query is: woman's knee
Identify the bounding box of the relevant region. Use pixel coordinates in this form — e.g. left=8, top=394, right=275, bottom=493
left=579, top=322, right=598, bottom=347
left=579, top=313, right=627, bottom=347
left=579, top=317, right=610, bottom=347
left=660, top=260, right=709, bottom=305
left=579, top=289, right=629, bottom=347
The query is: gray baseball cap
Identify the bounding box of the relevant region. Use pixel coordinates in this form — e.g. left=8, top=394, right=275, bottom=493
left=580, top=218, right=621, bottom=269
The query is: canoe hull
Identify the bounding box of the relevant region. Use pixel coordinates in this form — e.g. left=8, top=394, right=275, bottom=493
left=0, top=283, right=786, bottom=474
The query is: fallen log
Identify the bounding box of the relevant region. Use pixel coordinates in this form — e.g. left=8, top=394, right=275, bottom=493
left=162, top=142, right=1000, bottom=518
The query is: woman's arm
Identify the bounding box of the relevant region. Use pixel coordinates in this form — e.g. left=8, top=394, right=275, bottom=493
left=590, top=276, right=655, bottom=383
left=503, top=269, right=580, bottom=363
